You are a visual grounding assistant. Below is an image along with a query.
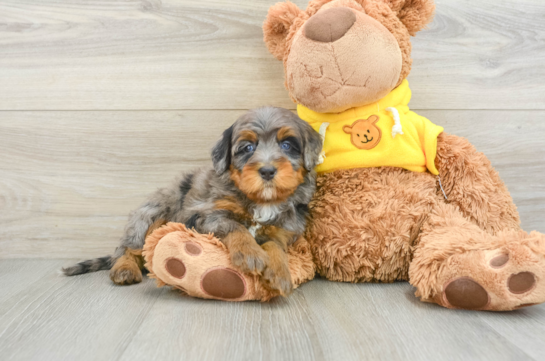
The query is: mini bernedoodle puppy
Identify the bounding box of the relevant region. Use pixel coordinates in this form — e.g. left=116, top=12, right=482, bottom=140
left=64, top=107, right=322, bottom=295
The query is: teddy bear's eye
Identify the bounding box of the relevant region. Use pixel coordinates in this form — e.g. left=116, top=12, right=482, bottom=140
left=367, top=130, right=370, bottom=133
left=357, top=134, right=360, bottom=137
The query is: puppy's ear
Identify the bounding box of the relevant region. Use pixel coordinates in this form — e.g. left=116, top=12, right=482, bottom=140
left=263, top=1, right=303, bottom=61
left=212, top=125, right=234, bottom=175
left=302, top=123, right=323, bottom=172
left=385, top=0, right=436, bottom=36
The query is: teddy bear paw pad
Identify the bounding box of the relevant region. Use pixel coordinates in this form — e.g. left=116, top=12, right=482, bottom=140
left=489, top=254, right=509, bottom=268
left=508, top=272, right=536, bottom=294
left=201, top=268, right=246, bottom=299
left=165, top=258, right=186, bottom=279
left=184, top=241, right=202, bottom=256
left=443, top=277, right=490, bottom=310
left=515, top=303, right=539, bottom=309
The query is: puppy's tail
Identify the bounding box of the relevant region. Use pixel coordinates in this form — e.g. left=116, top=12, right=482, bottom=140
left=62, top=256, right=113, bottom=276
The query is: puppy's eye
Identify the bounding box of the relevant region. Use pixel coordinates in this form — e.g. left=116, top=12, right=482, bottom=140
left=244, top=144, right=255, bottom=153
left=280, top=141, right=291, bottom=151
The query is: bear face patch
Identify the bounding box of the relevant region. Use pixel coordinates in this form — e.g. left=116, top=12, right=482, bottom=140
left=343, top=115, right=382, bottom=150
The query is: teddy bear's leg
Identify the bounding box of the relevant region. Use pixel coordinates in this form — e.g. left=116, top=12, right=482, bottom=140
left=143, top=223, right=315, bottom=302
left=435, top=133, right=521, bottom=234
left=409, top=202, right=545, bottom=311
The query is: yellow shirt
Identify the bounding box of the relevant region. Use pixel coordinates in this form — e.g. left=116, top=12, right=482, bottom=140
left=298, top=80, right=444, bottom=175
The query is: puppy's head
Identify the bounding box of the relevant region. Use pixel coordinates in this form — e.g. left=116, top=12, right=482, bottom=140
left=212, top=107, right=322, bottom=203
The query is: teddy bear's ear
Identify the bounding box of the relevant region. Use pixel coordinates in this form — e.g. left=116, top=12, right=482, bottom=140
left=368, top=115, right=380, bottom=124
left=263, top=1, right=303, bottom=61
left=343, top=125, right=353, bottom=134
left=387, top=0, right=436, bottom=36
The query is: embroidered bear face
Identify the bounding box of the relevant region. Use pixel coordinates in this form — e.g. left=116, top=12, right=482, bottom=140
left=343, top=115, right=382, bottom=150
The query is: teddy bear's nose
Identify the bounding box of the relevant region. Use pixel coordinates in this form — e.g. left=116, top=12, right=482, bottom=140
left=304, top=7, right=356, bottom=43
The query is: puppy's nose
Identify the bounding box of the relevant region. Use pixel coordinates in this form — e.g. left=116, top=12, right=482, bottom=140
left=259, top=166, right=277, bottom=181
left=304, top=7, right=356, bottom=43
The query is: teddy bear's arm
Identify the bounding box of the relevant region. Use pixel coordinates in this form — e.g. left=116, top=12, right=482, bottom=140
left=435, top=132, right=520, bottom=234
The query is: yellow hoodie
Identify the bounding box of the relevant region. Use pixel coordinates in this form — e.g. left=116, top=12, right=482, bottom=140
left=297, top=80, right=444, bottom=175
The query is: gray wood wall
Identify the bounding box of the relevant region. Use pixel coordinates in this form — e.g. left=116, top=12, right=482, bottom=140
left=1, top=0, right=544, bottom=259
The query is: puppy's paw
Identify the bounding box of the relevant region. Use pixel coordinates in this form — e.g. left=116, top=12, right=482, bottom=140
left=261, top=244, right=293, bottom=296
left=109, top=255, right=143, bottom=285
left=230, top=241, right=269, bottom=275
left=110, top=266, right=142, bottom=285
left=263, top=259, right=293, bottom=296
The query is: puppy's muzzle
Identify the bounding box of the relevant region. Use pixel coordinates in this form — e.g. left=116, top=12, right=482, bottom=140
left=258, top=166, right=277, bottom=181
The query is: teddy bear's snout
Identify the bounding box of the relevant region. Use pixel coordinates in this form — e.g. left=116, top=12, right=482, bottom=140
left=304, top=7, right=356, bottom=43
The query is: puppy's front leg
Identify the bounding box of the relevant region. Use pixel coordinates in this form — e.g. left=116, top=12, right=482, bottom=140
left=199, top=215, right=269, bottom=275
left=223, top=229, right=269, bottom=275
left=262, top=242, right=292, bottom=296
left=259, top=227, right=295, bottom=296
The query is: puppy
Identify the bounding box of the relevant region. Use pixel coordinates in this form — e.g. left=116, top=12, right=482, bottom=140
left=63, top=107, right=322, bottom=295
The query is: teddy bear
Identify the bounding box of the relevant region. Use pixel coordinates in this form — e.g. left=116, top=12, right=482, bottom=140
left=143, top=0, right=545, bottom=311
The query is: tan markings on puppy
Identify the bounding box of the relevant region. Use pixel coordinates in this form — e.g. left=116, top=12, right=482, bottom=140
left=271, top=159, right=305, bottom=202
left=261, top=241, right=293, bottom=296
left=257, top=225, right=298, bottom=250
left=238, top=130, right=258, bottom=143
left=214, top=197, right=253, bottom=224
left=145, top=219, right=168, bottom=238
left=277, top=126, right=297, bottom=141
left=230, top=160, right=305, bottom=204
left=110, top=248, right=144, bottom=285
left=230, top=164, right=267, bottom=203
left=223, top=229, right=269, bottom=275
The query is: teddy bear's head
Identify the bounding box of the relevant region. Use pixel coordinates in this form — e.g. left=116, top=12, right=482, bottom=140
left=263, top=0, right=435, bottom=113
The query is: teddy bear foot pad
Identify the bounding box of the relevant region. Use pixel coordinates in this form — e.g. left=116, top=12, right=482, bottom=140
left=143, top=223, right=258, bottom=301
left=435, top=232, right=545, bottom=311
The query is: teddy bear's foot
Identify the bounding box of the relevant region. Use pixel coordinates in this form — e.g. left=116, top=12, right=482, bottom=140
left=143, top=223, right=259, bottom=301
left=143, top=223, right=315, bottom=302
left=427, top=231, right=545, bottom=311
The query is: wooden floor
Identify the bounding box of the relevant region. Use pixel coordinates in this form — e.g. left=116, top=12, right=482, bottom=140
left=0, top=259, right=543, bottom=361
left=2, top=0, right=545, bottom=360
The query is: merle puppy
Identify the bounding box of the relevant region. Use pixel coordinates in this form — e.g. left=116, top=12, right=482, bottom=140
left=64, top=107, right=322, bottom=295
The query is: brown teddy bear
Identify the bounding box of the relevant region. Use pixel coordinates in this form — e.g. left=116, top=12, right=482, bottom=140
left=144, top=0, right=545, bottom=310
left=262, top=0, right=545, bottom=310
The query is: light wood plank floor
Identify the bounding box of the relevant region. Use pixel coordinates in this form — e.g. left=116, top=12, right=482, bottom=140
left=0, top=259, right=543, bottom=361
